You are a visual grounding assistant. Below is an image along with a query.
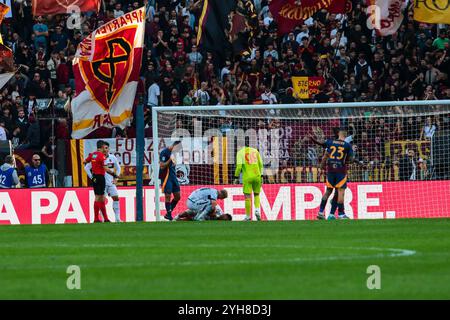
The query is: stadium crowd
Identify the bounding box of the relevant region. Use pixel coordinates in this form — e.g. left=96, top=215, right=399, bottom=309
left=0, top=0, right=449, bottom=183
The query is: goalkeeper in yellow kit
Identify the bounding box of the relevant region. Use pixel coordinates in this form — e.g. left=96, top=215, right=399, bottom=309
left=233, top=140, right=263, bottom=221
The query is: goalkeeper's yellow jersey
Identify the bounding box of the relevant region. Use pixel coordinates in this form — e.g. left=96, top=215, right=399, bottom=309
left=234, top=147, right=263, bottom=180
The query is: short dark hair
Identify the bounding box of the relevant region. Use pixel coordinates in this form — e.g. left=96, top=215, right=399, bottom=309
left=218, top=213, right=232, bottom=221
left=97, top=140, right=106, bottom=149
left=4, top=155, right=14, bottom=164
left=332, top=127, right=340, bottom=137
left=172, top=140, right=181, bottom=147
left=244, top=136, right=251, bottom=147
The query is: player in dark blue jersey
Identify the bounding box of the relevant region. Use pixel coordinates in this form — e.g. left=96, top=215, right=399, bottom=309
left=159, top=141, right=182, bottom=221
left=309, top=128, right=341, bottom=217
left=318, top=128, right=354, bottom=220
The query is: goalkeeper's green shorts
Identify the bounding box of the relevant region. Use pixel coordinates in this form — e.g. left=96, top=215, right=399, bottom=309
left=243, top=176, right=262, bottom=194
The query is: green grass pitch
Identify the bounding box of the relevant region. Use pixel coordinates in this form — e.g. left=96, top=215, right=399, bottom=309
left=0, top=219, right=449, bottom=299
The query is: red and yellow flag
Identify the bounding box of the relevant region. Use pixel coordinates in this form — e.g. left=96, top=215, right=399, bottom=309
left=71, top=7, right=146, bottom=139
left=413, top=0, right=450, bottom=24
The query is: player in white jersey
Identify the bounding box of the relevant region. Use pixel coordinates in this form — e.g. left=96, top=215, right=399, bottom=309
left=175, top=188, right=228, bottom=221
left=85, top=153, right=122, bottom=222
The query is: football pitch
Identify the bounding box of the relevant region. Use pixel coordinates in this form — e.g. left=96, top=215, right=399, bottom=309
left=0, top=219, right=449, bottom=299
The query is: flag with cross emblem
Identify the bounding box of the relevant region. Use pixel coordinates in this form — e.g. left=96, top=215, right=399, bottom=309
left=71, top=7, right=145, bottom=139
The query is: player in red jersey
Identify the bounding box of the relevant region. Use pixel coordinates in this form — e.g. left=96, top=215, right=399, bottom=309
left=84, top=140, right=118, bottom=223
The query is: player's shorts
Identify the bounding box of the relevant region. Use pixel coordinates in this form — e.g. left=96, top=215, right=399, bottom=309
left=326, top=173, right=347, bottom=189
left=162, top=172, right=180, bottom=194
left=243, top=176, right=262, bottom=194
left=92, top=174, right=106, bottom=196
left=187, top=198, right=212, bottom=221
left=105, top=183, right=119, bottom=197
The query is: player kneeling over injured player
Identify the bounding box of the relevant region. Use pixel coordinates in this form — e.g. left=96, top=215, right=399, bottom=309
left=175, top=188, right=229, bottom=221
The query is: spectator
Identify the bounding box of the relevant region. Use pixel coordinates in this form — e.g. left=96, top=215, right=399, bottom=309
left=187, top=44, right=202, bottom=65
left=50, top=25, right=68, bottom=53
left=114, top=3, right=125, bottom=19
left=261, top=86, right=277, bottom=104
left=433, top=29, right=449, bottom=50
left=194, top=82, right=210, bottom=106
left=183, top=89, right=195, bottom=106
left=147, top=77, right=160, bottom=108
left=33, top=16, right=49, bottom=52
left=11, top=127, right=24, bottom=149
left=399, top=149, right=417, bottom=181
left=0, top=155, right=20, bottom=189
left=24, top=153, right=50, bottom=188
left=17, top=114, right=40, bottom=150
left=41, top=136, right=55, bottom=170
left=420, top=116, right=438, bottom=140
left=0, top=120, right=8, bottom=141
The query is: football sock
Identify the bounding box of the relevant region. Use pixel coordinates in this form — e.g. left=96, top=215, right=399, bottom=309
left=100, top=201, right=109, bottom=221
left=245, top=198, right=251, bottom=217
left=319, top=199, right=327, bottom=213
left=165, top=202, right=172, bottom=215
left=170, top=199, right=179, bottom=212
left=94, top=201, right=100, bottom=221
left=338, top=203, right=345, bottom=216
left=254, top=194, right=260, bottom=211
left=330, top=198, right=338, bottom=215
left=113, top=201, right=120, bottom=221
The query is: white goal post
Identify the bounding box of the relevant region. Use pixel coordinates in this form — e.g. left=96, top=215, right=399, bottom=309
left=151, top=100, right=450, bottom=221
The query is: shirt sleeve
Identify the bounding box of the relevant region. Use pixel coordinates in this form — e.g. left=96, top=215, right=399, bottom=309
left=257, top=150, right=263, bottom=176
left=234, top=149, right=243, bottom=177
left=209, top=189, right=218, bottom=201
left=12, top=169, right=19, bottom=186
left=84, top=162, right=93, bottom=179
left=85, top=153, right=92, bottom=163
left=114, top=156, right=121, bottom=177
left=347, top=143, right=354, bottom=158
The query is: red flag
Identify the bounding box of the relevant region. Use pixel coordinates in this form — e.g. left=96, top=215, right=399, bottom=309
left=32, top=0, right=101, bottom=16
left=269, top=0, right=349, bottom=35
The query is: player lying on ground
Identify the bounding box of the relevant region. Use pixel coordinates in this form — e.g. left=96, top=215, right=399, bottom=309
left=234, top=138, right=263, bottom=221
left=317, top=128, right=354, bottom=220
left=175, top=205, right=232, bottom=221
left=160, top=141, right=182, bottom=221
left=85, top=148, right=122, bottom=222
left=83, top=140, right=118, bottom=223
left=173, top=187, right=228, bottom=221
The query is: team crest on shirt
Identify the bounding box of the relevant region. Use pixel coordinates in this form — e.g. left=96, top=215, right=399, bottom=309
left=175, top=164, right=190, bottom=185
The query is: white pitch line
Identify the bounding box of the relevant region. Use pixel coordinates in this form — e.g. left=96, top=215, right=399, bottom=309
left=0, top=245, right=416, bottom=271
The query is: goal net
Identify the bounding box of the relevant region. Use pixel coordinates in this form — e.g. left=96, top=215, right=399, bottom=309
left=151, top=101, right=450, bottom=221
